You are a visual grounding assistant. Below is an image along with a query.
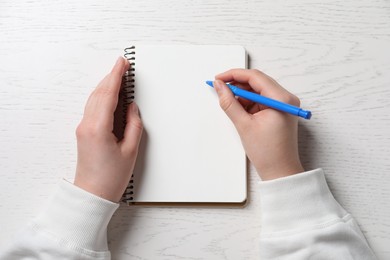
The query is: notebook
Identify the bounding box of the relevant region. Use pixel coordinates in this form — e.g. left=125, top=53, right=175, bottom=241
left=114, top=45, right=247, bottom=205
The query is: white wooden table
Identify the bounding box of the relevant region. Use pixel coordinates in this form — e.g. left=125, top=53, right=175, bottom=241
left=1, top=0, right=389, bottom=259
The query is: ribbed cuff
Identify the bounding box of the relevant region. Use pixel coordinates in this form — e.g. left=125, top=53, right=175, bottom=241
left=33, top=179, right=119, bottom=252
left=258, top=168, right=348, bottom=234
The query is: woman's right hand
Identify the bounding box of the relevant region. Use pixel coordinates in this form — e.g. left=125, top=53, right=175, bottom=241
left=213, top=69, right=304, bottom=180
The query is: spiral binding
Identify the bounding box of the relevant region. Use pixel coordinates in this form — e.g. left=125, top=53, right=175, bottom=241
left=122, top=179, right=135, bottom=204
left=123, top=46, right=136, bottom=104
left=122, top=46, right=136, bottom=204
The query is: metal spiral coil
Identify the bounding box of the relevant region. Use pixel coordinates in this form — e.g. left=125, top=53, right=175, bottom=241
left=121, top=46, right=136, bottom=204
left=122, top=179, right=135, bottom=204
left=122, top=46, right=136, bottom=104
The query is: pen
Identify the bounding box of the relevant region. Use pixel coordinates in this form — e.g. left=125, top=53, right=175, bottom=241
left=206, top=81, right=312, bottom=120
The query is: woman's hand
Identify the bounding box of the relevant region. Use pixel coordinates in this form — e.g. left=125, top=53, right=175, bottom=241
left=214, top=69, right=304, bottom=180
left=74, top=57, right=143, bottom=202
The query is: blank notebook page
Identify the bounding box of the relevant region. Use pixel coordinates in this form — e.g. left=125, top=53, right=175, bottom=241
left=129, top=45, right=247, bottom=203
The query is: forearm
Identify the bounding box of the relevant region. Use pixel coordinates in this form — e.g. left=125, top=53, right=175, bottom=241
left=258, top=169, right=376, bottom=259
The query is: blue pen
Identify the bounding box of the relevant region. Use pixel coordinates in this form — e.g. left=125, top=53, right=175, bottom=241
left=206, top=81, right=312, bottom=120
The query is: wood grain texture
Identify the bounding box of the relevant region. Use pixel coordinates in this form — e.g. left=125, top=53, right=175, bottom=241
left=0, top=0, right=389, bottom=259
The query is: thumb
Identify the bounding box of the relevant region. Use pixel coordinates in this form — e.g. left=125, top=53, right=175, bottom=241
left=214, top=80, right=249, bottom=126
left=121, top=102, right=143, bottom=155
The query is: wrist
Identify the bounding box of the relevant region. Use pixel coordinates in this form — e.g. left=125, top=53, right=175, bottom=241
left=74, top=176, right=121, bottom=203
left=255, top=160, right=304, bottom=181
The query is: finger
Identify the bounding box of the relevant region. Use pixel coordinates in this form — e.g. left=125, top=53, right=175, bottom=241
left=121, top=102, right=143, bottom=155
left=95, top=57, right=128, bottom=90
left=230, top=81, right=252, bottom=91
left=247, top=103, right=265, bottom=114
left=216, top=69, right=301, bottom=106
left=227, top=82, right=258, bottom=109
left=216, top=69, right=287, bottom=97
left=214, top=80, right=249, bottom=127
left=232, top=81, right=254, bottom=106
left=96, top=56, right=129, bottom=100
left=236, top=96, right=253, bottom=108
left=108, top=56, right=130, bottom=90
left=83, top=57, right=129, bottom=127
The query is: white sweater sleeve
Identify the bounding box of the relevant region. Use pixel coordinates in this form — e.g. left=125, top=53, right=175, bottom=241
left=0, top=180, right=119, bottom=260
left=0, top=169, right=377, bottom=259
left=258, top=168, right=377, bottom=259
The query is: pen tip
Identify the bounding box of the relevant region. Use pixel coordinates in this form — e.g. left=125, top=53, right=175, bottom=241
left=206, top=81, right=214, bottom=87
